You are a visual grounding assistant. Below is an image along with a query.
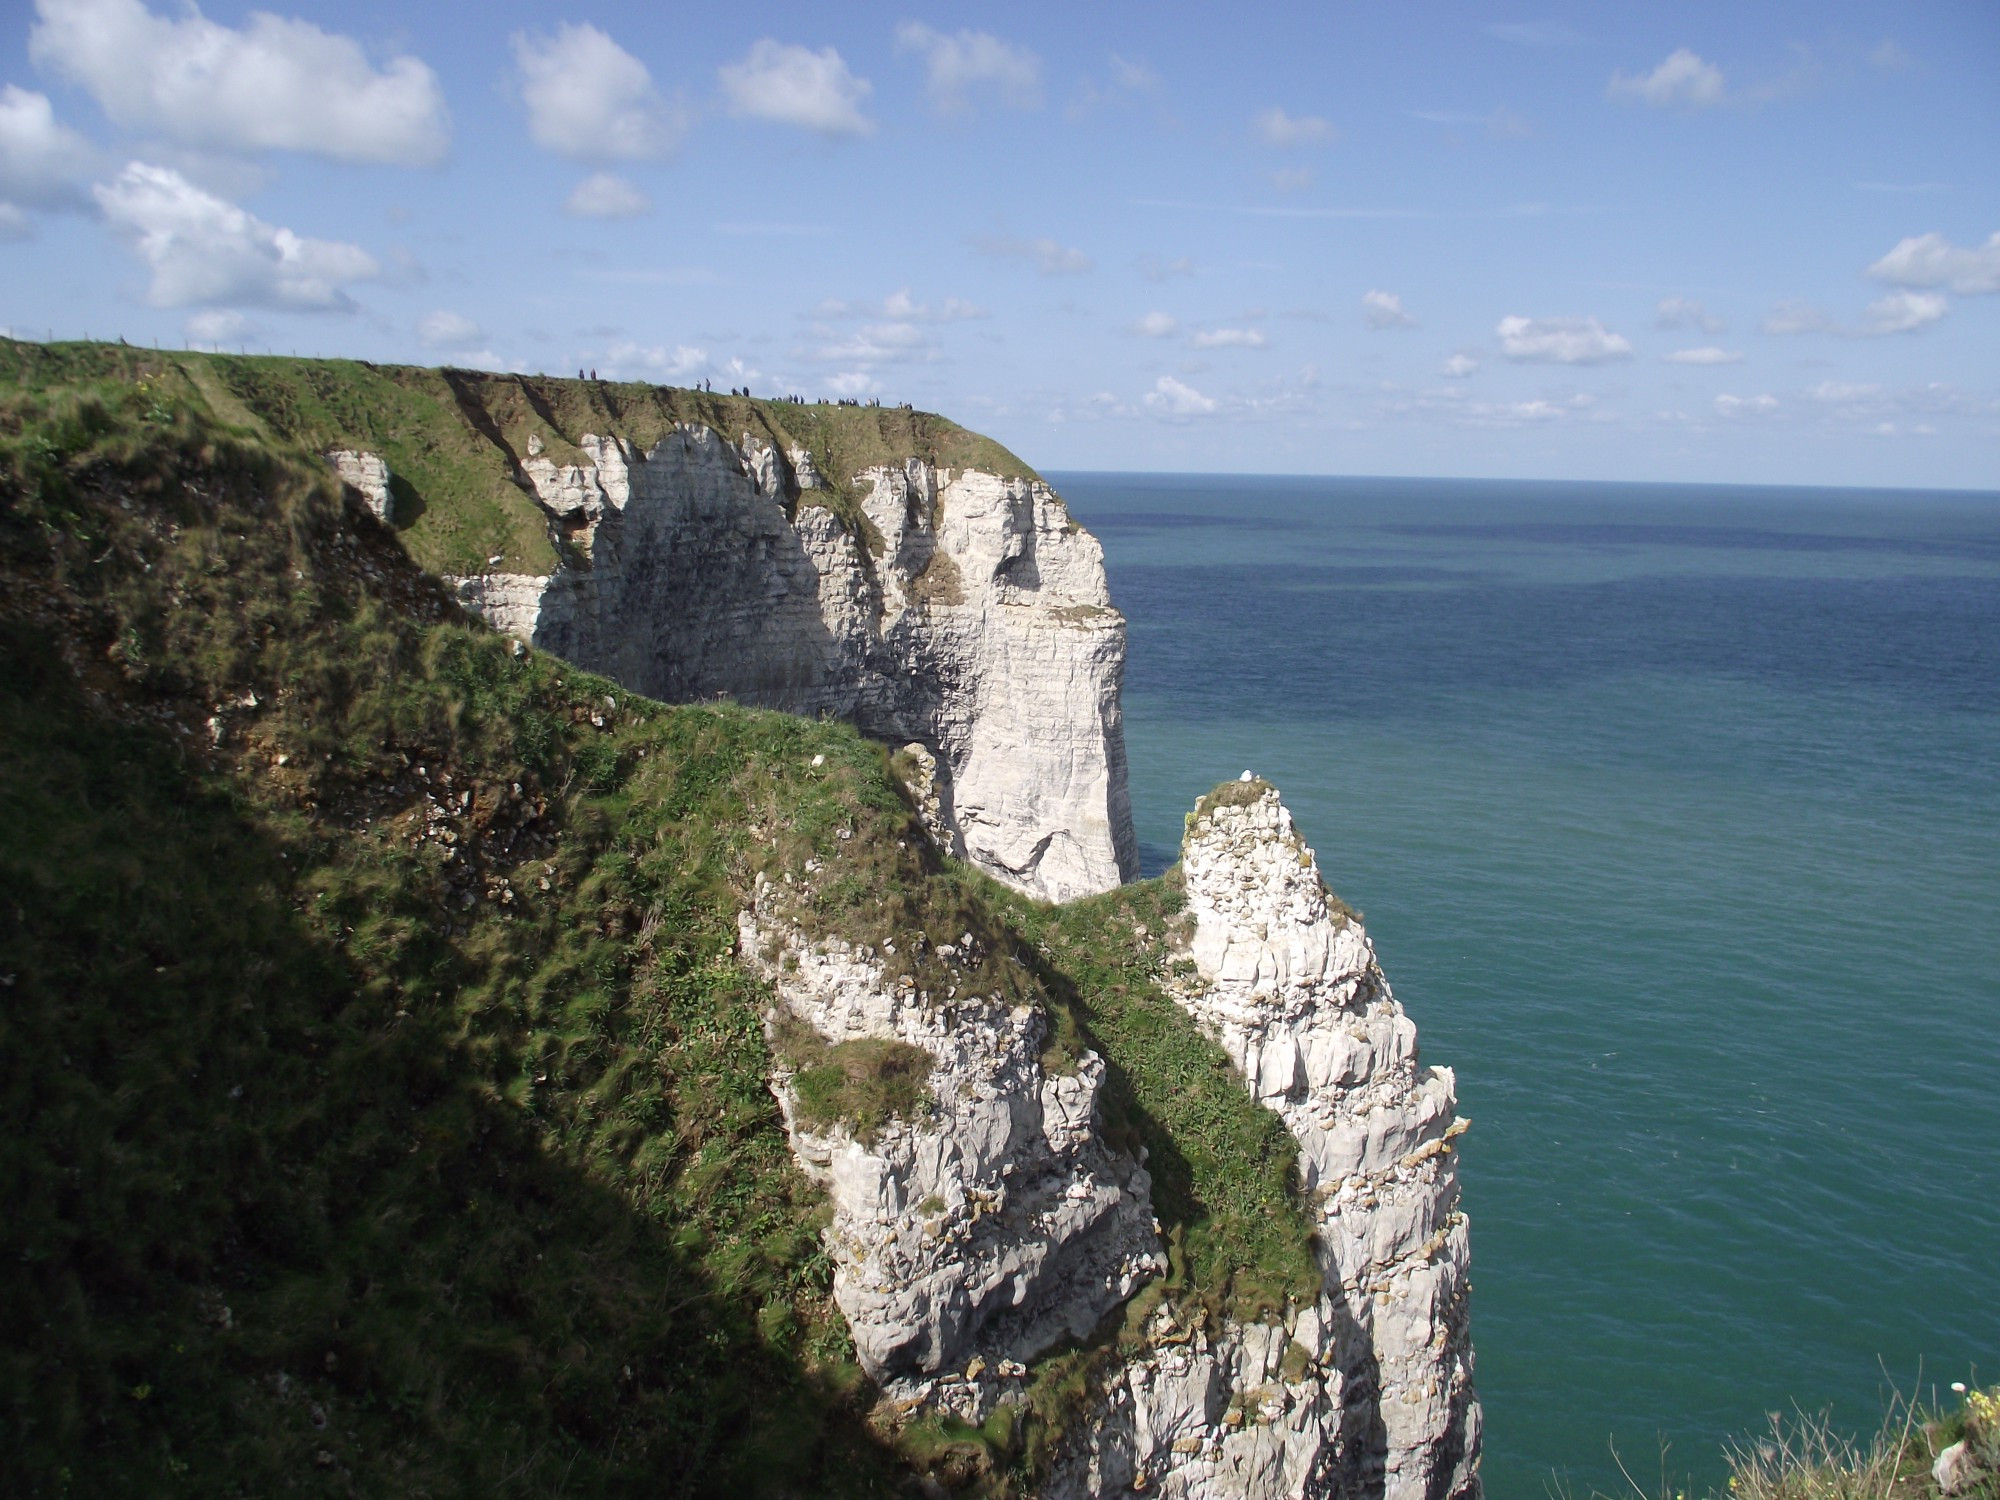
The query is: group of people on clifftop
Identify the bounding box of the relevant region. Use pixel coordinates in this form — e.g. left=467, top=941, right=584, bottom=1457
left=567, top=368, right=909, bottom=411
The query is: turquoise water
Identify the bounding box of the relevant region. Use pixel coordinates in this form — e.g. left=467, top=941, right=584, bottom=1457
left=1048, top=472, right=2000, bottom=1499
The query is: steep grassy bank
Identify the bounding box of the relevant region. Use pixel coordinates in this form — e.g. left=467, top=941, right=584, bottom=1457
left=0, top=349, right=1320, bottom=1496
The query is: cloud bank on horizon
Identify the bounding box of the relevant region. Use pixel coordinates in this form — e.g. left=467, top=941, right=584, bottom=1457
left=1, top=0, right=1995, bottom=489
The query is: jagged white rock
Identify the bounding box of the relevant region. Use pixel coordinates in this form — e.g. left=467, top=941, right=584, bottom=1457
left=736, top=889, right=1162, bottom=1393
left=1051, top=783, right=1480, bottom=1499
left=326, top=449, right=393, bottom=523
left=448, top=424, right=1136, bottom=902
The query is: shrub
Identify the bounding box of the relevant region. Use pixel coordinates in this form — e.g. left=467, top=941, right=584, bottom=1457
left=788, top=1036, right=935, bottom=1143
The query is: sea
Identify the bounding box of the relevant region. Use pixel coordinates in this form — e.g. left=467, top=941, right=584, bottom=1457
left=1046, top=471, right=2000, bottom=1500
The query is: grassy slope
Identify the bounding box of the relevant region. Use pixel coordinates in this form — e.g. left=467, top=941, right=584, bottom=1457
left=0, top=352, right=1317, bottom=1497
left=0, top=338, right=1041, bottom=579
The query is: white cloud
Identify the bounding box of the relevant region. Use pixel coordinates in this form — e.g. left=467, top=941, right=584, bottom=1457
left=816, top=289, right=983, bottom=322
left=1762, top=300, right=1831, bottom=335
left=1407, top=106, right=1532, bottom=139
left=1503, top=399, right=1562, bottom=422
left=0, top=202, right=34, bottom=240
left=417, top=310, right=481, bottom=348
left=802, top=321, right=936, bottom=365
left=0, top=85, right=97, bottom=208
left=599, top=342, right=713, bottom=383
left=1867, top=39, right=1914, bottom=71
left=1496, top=314, right=1633, bottom=364
left=894, top=23, right=1040, bottom=114
left=1271, top=165, right=1314, bottom=194
left=1136, top=253, right=1194, bottom=282
left=1608, top=48, right=1726, bottom=109
left=1109, top=55, right=1159, bottom=92
left=514, top=23, right=682, bottom=161
left=1254, top=107, right=1336, bottom=147
left=1144, top=375, right=1216, bottom=416
left=719, top=39, right=873, bottom=136
left=1441, top=353, right=1478, bottom=377
left=1655, top=296, right=1726, bottom=333
left=1132, top=310, right=1177, bottom=337
left=95, top=161, right=377, bottom=310
left=1867, top=231, right=2000, bottom=295
left=1804, top=381, right=1997, bottom=423
left=1191, top=327, right=1266, bottom=349
left=825, top=370, right=880, bottom=398
left=1714, top=392, right=1779, bottom=417
left=30, top=0, right=448, bottom=165
left=1067, top=53, right=1162, bottom=120
left=1861, top=289, right=1946, bottom=335
left=1363, top=290, right=1416, bottom=329
left=880, top=287, right=985, bottom=322
left=971, top=233, right=1091, bottom=274
left=1808, top=381, right=1882, bottom=403
left=183, top=307, right=255, bottom=346
left=1663, top=346, right=1744, bottom=365
left=566, top=171, right=651, bottom=219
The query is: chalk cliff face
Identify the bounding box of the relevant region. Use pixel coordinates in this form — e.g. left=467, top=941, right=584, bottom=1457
left=746, top=775, right=1478, bottom=1499
left=329, top=413, right=1476, bottom=1495
left=1036, top=783, right=1478, bottom=1499
left=735, top=886, right=1164, bottom=1399
left=1121, top=780, right=1479, bottom=1499
left=440, top=424, right=1137, bottom=903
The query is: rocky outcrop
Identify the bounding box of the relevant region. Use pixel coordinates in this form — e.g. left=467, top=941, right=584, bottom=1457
left=736, top=887, right=1163, bottom=1398
left=326, top=449, right=393, bottom=523
left=1048, top=780, right=1480, bottom=1499
left=448, top=424, right=1136, bottom=903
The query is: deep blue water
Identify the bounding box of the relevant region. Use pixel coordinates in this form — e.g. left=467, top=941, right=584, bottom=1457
left=1047, top=471, right=2000, bottom=1499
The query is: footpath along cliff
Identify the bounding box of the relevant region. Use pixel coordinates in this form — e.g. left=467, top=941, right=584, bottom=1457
left=0, top=340, right=1476, bottom=1498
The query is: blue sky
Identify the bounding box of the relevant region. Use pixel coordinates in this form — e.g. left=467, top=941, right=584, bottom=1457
left=3, top=0, right=1996, bottom=488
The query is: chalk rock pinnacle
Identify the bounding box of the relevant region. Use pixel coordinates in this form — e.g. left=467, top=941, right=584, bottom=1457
left=1050, top=780, right=1479, bottom=1499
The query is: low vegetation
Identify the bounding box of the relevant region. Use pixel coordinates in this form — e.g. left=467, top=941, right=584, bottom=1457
left=781, top=1032, right=935, bottom=1145
left=0, top=336, right=1040, bottom=579
left=1560, top=1382, right=2000, bottom=1500
left=0, top=344, right=1314, bottom=1496
left=1005, top=877, right=1324, bottom=1323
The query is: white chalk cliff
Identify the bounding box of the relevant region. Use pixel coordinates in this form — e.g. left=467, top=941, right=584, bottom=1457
left=433, top=423, right=1136, bottom=903
left=735, top=890, right=1164, bottom=1396
left=333, top=403, right=1478, bottom=1494
left=1045, top=781, right=1479, bottom=1499
left=742, top=774, right=1478, bottom=1498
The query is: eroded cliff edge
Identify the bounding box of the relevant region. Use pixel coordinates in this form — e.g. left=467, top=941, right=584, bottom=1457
left=743, top=771, right=1481, bottom=1499
left=447, top=425, right=1137, bottom=904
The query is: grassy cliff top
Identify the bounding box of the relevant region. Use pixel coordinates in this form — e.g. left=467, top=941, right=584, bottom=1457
left=0, top=337, right=1042, bottom=579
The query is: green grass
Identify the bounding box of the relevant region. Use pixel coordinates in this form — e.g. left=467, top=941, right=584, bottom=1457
left=0, top=337, right=1042, bottom=580
left=0, top=375, right=910, bottom=1496
left=782, top=1033, right=935, bottom=1145
left=1551, top=1382, right=2000, bottom=1500
left=0, top=346, right=1316, bottom=1497
left=1000, top=875, right=1324, bottom=1322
